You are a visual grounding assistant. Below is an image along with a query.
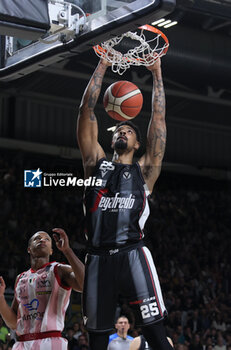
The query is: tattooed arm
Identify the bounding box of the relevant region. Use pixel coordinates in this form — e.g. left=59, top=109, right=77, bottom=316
left=77, top=59, right=109, bottom=175
left=139, top=58, right=166, bottom=193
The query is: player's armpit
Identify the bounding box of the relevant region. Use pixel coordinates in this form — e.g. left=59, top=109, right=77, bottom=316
left=138, top=159, right=162, bottom=194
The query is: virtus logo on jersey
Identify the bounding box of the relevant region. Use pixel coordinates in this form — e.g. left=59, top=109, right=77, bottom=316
left=98, top=193, right=135, bottom=211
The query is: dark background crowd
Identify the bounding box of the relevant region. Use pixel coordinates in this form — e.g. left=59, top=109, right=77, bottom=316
left=0, top=148, right=230, bottom=350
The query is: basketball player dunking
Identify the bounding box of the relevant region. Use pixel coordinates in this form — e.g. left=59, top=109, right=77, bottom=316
left=77, top=58, right=173, bottom=350
left=0, top=228, right=84, bottom=350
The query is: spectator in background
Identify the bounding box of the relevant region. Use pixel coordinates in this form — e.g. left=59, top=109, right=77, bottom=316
left=214, top=333, right=226, bottom=350
left=77, top=334, right=90, bottom=350
left=66, top=327, right=79, bottom=350
left=226, top=333, right=231, bottom=348
left=189, top=334, right=203, bottom=350
left=0, top=316, right=9, bottom=344
left=183, top=326, right=193, bottom=346
left=212, top=314, right=227, bottom=332
left=73, top=322, right=82, bottom=340
left=5, top=339, right=15, bottom=350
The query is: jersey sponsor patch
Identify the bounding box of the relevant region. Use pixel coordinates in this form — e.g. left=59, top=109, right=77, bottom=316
left=23, top=298, right=39, bottom=311
left=36, top=291, right=52, bottom=295
left=37, top=279, right=51, bottom=288
left=98, top=193, right=135, bottom=211
left=22, top=311, right=45, bottom=321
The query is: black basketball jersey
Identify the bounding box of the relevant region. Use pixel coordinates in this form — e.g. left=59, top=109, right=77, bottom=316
left=85, top=158, right=150, bottom=248
left=139, top=335, right=152, bottom=350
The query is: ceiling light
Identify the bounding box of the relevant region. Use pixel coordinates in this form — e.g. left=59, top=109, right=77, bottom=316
left=164, top=21, right=178, bottom=28
left=151, top=18, right=166, bottom=25
left=151, top=18, right=178, bottom=29
left=157, top=20, right=172, bottom=27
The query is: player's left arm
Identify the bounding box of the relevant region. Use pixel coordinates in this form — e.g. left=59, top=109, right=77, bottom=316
left=138, top=57, right=166, bottom=193
left=0, top=276, right=18, bottom=330
left=52, top=228, right=85, bottom=292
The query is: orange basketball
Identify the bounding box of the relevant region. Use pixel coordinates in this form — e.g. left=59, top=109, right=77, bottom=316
left=103, top=81, right=143, bottom=121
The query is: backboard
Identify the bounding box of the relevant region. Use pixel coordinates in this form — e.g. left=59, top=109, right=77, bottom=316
left=0, top=0, right=175, bottom=81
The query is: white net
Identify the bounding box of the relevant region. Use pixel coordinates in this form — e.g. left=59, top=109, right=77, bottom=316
left=94, top=27, right=169, bottom=75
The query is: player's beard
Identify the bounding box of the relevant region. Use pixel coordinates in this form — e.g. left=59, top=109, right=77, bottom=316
left=114, top=139, right=127, bottom=150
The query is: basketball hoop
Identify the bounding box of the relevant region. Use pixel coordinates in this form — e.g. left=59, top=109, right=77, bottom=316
left=93, top=24, right=169, bottom=75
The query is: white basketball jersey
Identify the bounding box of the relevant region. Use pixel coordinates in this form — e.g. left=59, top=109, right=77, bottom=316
left=15, top=262, right=71, bottom=335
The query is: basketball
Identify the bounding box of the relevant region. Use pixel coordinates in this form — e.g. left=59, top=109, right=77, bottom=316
left=103, top=81, right=143, bottom=121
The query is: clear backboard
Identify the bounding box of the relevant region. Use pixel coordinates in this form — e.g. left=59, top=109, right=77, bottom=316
left=0, top=0, right=175, bottom=81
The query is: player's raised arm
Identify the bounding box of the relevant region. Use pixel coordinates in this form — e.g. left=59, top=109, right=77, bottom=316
left=0, top=276, right=18, bottom=330
left=77, top=59, right=110, bottom=171
left=139, top=57, right=166, bottom=193
left=52, top=228, right=85, bottom=292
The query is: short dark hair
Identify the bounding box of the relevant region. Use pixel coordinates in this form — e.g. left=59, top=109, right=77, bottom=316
left=116, top=315, right=130, bottom=323
left=28, top=231, right=50, bottom=248
left=113, top=121, right=141, bottom=143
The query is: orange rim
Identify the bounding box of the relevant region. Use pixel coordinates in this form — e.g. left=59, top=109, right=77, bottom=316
left=139, top=24, right=169, bottom=55
left=93, top=24, right=169, bottom=59
left=93, top=45, right=106, bottom=55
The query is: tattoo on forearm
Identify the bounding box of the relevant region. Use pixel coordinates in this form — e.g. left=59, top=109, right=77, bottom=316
left=147, top=125, right=166, bottom=159
left=154, top=127, right=166, bottom=158
left=154, top=77, right=165, bottom=116
left=88, top=70, right=105, bottom=112
left=147, top=72, right=166, bottom=160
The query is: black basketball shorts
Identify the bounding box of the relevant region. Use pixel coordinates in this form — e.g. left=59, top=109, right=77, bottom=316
left=82, top=243, right=167, bottom=332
